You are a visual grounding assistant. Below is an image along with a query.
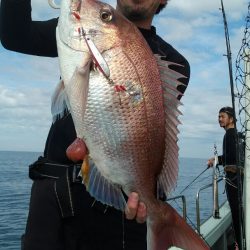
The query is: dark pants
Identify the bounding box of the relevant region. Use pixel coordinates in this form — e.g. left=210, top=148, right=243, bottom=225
left=225, top=172, right=243, bottom=246
left=22, top=179, right=147, bottom=250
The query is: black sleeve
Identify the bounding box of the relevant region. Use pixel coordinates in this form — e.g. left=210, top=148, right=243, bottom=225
left=218, top=155, right=223, bottom=165
left=163, top=45, right=190, bottom=99
left=223, top=129, right=237, bottom=166
left=218, top=130, right=237, bottom=166
left=170, top=56, right=190, bottom=100
left=154, top=34, right=190, bottom=99
left=0, top=0, right=58, bottom=57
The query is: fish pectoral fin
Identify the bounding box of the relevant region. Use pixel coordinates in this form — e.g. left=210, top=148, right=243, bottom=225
left=82, top=160, right=126, bottom=211
left=147, top=202, right=210, bottom=250
left=64, top=61, right=91, bottom=138
left=66, top=61, right=91, bottom=110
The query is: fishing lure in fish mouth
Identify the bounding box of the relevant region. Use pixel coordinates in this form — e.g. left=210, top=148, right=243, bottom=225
left=78, top=27, right=111, bottom=79
left=78, top=27, right=144, bottom=101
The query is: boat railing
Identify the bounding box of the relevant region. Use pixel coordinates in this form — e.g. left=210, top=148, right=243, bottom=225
left=196, top=177, right=223, bottom=233
left=166, top=195, right=187, bottom=221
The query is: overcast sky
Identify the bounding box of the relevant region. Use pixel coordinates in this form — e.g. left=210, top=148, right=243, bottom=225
left=0, top=0, right=248, bottom=159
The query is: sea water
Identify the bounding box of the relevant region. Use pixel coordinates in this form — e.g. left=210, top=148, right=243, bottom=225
left=0, top=151, right=226, bottom=250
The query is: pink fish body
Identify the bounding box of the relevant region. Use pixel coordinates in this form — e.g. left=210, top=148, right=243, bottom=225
left=52, top=0, right=210, bottom=249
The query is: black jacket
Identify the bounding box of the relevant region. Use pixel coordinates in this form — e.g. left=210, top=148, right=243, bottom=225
left=219, top=128, right=237, bottom=166
left=0, top=0, right=190, bottom=164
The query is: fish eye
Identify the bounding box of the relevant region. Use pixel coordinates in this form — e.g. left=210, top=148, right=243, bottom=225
left=100, top=9, right=113, bottom=22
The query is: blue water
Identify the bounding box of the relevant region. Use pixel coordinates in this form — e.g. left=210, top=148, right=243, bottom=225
left=0, top=151, right=226, bottom=250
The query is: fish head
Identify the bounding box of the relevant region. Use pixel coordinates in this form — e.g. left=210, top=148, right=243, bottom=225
left=58, top=0, right=136, bottom=55
left=57, top=0, right=140, bottom=85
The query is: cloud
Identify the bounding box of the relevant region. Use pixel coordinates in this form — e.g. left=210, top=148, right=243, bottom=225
left=0, top=84, right=52, bottom=152
left=0, top=51, right=59, bottom=152
left=167, top=0, right=248, bottom=20
left=0, top=0, right=248, bottom=157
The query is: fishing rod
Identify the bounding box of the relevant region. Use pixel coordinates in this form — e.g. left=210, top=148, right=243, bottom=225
left=220, top=0, right=235, bottom=113
left=220, top=1, right=245, bottom=248
left=220, top=0, right=240, bottom=151
left=167, top=165, right=210, bottom=241
left=179, top=144, right=221, bottom=195
left=179, top=166, right=209, bottom=195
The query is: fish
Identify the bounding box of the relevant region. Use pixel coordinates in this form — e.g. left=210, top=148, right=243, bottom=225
left=52, top=0, right=210, bottom=249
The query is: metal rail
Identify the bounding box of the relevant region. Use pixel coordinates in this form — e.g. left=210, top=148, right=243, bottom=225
left=196, top=178, right=223, bottom=233
left=166, top=195, right=187, bottom=220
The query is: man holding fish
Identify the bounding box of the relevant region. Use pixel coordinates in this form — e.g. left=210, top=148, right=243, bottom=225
left=0, top=0, right=210, bottom=249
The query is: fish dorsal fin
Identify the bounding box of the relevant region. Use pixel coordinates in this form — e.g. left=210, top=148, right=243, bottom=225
left=155, top=55, right=187, bottom=196
left=51, top=80, right=70, bottom=122
left=82, top=159, right=126, bottom=211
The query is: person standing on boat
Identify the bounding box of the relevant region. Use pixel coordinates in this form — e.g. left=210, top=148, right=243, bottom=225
left=0, top=0, right=191, bottom=250
left=207, top=106, right=243, bottom=249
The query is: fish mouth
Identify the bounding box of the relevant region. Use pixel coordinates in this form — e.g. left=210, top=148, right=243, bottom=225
left=57, top=0, right=105, bottom=53
left=58, top=24, right=103, bottom=53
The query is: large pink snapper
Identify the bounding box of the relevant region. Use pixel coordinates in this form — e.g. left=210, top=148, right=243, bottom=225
left=52, top=0, right=210, bottom=249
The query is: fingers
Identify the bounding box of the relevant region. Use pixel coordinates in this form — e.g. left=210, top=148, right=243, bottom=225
left=207, top=158, right=214, bottom=168
left=125, top=192, right=147, bottom=223
left=125, top=192, right=139, bottom=220
left=136, top=201, right=147, bottom=224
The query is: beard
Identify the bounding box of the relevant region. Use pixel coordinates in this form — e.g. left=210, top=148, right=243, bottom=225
left=122, top=7, right=148, bottom=21
left=117, top=1, right=151, bottom=21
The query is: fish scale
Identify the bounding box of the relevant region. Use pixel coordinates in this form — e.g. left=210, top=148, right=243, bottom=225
left=52, top=0, right=210, bottom=249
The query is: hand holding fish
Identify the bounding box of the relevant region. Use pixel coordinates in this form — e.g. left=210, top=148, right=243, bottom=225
left=125, top=192, right=147, bottom=224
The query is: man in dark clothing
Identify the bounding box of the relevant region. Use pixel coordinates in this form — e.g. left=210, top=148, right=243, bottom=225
left=207, top=107, right=244, bottom=249
left=0, top=0, right=190, bottom=249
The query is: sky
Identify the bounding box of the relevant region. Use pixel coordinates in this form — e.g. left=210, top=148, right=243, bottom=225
left=0, top=0, right=248, bottom=159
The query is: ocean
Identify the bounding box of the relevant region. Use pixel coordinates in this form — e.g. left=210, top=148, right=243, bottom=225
left=0, top=151, right=226, bottom=250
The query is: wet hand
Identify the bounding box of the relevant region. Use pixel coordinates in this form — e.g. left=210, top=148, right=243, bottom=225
left=125, top=192, right=147, bottom=223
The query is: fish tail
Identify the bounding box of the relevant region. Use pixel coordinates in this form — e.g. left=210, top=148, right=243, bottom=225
left=147, top=202, right=210, bottom=250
